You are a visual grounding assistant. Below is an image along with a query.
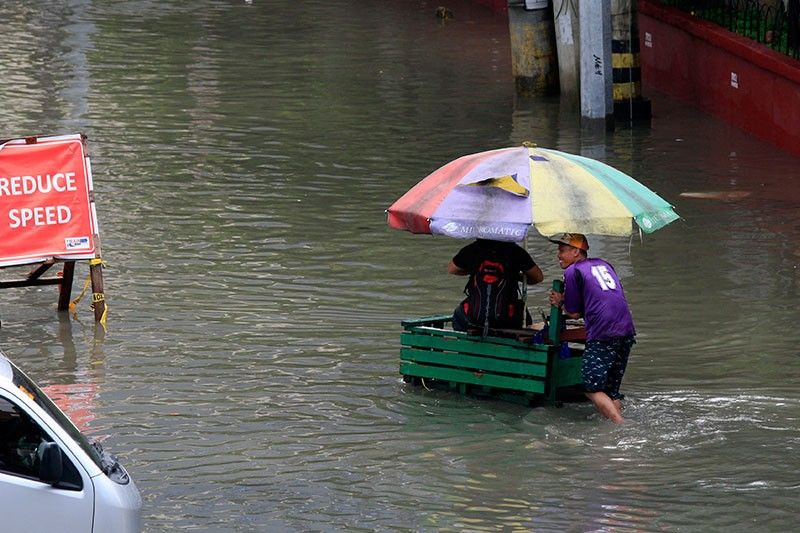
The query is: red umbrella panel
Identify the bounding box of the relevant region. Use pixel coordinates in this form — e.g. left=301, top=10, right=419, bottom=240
left=387, top=147, right=532, bottom=242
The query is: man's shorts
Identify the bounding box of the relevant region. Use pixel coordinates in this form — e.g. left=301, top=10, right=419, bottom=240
left=582, top=336, right=636, bottom=401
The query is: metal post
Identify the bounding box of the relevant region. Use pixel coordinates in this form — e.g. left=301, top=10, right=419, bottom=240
left=548, top=279, right=564, bottom=344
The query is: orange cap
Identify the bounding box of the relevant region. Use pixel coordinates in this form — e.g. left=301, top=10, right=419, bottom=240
left=548, top=232, right=589, bottom=251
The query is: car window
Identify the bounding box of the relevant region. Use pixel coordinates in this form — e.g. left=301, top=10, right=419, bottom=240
left=0, top=396, right=82, bottom=489
left=10, top=364, right=103, bottom=470
left=0, top=396, right=50, bottom=478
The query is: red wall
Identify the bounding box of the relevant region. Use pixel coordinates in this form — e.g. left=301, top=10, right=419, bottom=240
left=639, top=0, right=800, bottom=158
left=473, top=0, right=507, bottom=13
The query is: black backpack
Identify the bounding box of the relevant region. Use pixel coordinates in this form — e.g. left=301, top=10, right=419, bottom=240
left=461, top=254, right=523, bottom=336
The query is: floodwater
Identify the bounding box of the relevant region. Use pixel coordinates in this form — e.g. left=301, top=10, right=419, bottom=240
left=1, top=1, right=798, bottom=531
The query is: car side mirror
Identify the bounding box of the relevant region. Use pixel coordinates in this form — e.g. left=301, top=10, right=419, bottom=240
left=38, top=442, right=63, bottom=485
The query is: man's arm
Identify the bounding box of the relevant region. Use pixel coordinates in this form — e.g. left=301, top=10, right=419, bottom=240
left=548, top=290, right=582, bottom=319
left=524, top=265, right=544, bottom=285
left=447, top=260, right=468, bottom=275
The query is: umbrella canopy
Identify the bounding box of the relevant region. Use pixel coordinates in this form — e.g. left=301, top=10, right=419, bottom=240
left=387, top=145, right=679, bottom=241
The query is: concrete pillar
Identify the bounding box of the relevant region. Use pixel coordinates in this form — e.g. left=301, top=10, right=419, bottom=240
left=552, top=0, right=580, bottom=105
left=508, top=2, right=559, bottom=96
left=579, top=0, right=613, bottom=128
left=611, top=0, right=651, bottom=121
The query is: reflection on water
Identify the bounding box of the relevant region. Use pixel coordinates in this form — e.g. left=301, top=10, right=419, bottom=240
left=0, top=0, right=799, bottom=531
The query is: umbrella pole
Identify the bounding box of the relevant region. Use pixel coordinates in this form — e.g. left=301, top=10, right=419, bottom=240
left=522, top=236, right=529, bottom=326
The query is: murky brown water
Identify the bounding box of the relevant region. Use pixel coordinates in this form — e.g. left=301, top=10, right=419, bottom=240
left=1, top=1, right=798, bottom=531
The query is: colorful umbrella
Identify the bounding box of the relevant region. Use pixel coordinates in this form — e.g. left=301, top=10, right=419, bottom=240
left=387, top=145, right=679, bottom=241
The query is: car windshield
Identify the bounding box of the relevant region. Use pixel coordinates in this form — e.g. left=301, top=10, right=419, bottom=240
left=10, top=363, right=104, bottom=470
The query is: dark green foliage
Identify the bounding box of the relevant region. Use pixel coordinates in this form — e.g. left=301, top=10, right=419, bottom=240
left=661, top=0, right=800, bottom=59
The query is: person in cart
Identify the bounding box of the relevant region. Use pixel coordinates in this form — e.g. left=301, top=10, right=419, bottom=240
left=448, top=238, right=544, bottom=334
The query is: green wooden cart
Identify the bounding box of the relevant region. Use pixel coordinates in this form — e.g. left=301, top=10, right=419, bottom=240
left=399, top=281, right=587, bottom=406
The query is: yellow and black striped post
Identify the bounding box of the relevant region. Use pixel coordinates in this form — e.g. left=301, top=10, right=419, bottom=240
left=612, top=40, right=640, bottom=102
left=611, top=0, right=651, bottom=121
left=508, top=2, right=560, bottom=97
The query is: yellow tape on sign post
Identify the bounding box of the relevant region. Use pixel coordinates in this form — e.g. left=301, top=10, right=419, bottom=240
left=69, top=276, right=92, bottom=319
left=91, top=292, right=108, bottom=329
left=70, top=258, right=109, bottom=329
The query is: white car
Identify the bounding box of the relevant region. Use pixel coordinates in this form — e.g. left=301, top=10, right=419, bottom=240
left=0, top=352, right=141, bottom=532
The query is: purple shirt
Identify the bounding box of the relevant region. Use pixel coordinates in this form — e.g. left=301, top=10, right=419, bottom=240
left=563, top=258, right=636, bottom=341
